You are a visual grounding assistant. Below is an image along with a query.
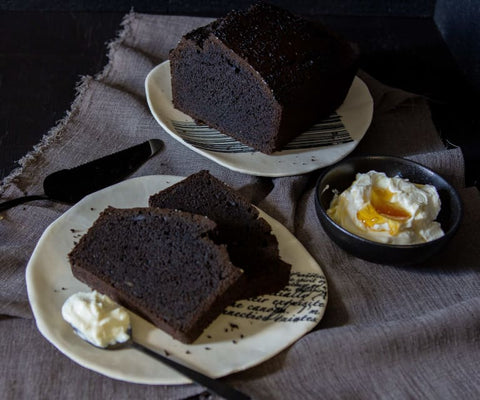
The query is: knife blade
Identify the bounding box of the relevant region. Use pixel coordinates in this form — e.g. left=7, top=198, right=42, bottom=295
left=0, top=139, right=163, bottom=212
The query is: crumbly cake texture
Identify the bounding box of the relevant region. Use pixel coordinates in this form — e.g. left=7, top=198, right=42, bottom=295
left=149, top=170, right=292, bottom=298
left=68, top=207, right=244, bottom=344
left=169, top=2, right=359, bottom=154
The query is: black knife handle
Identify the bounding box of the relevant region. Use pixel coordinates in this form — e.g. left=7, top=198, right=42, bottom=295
left=43, top=139, right=163, bottom=203
left=0, top=140, right=163, bottom=212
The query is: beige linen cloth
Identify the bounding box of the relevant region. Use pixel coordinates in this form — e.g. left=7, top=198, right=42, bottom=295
left=1, top=12, right=480, bottom=399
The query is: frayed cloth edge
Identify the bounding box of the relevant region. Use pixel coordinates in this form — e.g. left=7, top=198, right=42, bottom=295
left=0, top=10, right=136, bottom=195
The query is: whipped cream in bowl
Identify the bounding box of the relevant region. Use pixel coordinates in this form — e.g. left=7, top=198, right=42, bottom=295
left=327, top=171, right=444, bottom=245
left=315, top=156, right=462, bottom=265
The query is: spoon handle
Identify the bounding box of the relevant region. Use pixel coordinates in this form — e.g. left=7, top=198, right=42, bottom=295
left=131, top=341, right=251, bottom=400
left=0, top=195, right=50, bottom=212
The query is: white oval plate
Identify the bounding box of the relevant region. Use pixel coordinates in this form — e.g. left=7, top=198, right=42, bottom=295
left=26, top=175, right=327, bottom=385
left=145, top=61, right=373, bottom=177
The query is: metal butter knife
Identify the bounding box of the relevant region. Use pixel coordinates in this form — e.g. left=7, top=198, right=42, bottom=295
left=0, top=139, right=163, bottom=212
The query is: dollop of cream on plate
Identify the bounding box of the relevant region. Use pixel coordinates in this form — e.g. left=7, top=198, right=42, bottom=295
left=62, top=291, right=130, bottom=348
left=327, top=170, right=444, bottom=244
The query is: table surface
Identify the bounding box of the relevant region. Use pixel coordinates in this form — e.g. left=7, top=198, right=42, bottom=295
left=1, top=11, right=479, bottom=187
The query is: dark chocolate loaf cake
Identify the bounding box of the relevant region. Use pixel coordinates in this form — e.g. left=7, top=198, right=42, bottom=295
left=169, top=2, right=359, bottom=154
left=68, top=206, right=244, bottom=343
left=149, top=170, right=291, bottom=298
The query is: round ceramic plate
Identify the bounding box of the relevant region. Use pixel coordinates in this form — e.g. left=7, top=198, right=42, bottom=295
left=26, top=175, right=328, bottom=385
left=145, top=61, right=373, bottom=177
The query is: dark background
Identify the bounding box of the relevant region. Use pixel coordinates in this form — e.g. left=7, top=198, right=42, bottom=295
left=1, top=1, right=479, bottom=186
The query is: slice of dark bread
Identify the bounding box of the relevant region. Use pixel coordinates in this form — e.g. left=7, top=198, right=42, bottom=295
left=149, top=170, right=291, bottom=298
left=169, top=2, right=359, bottom=154
left=68, top=206, right=244, bottom=343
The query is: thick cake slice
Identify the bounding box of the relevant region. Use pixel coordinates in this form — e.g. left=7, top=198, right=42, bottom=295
left=68, top=207, right=244, bottom=343
left=149, top=171, right=291, bottom=298
left=169, top=2, right=359, bottom=154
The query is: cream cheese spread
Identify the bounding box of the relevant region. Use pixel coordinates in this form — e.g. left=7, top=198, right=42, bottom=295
left=62, top=291, right=131, bottom=348
left=327, top=170, right=444, bottom=244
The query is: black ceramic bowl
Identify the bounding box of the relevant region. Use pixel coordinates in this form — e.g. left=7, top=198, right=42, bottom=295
left=315, top=156, right=462, bottom=265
